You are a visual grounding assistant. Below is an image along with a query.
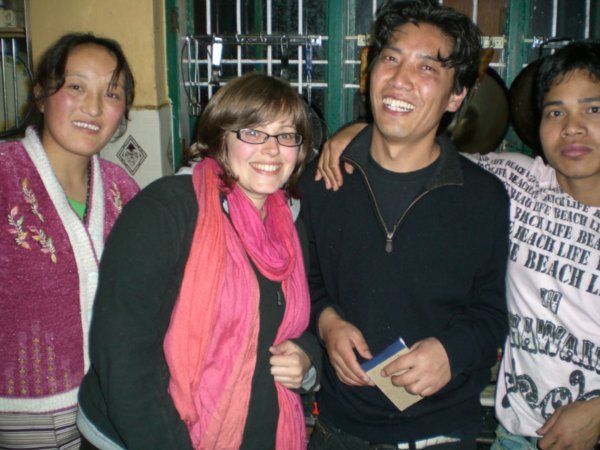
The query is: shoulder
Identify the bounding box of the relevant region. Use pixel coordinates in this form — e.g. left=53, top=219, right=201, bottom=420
left=458, top=154, right=508, bottom=196
left=298, top=160, right=326, bottom=200
left=98, top=158, right=140, bottom=198
left=453, top=156, right=511, bottom=221
left=124, top=174, right=196, bottom=219
left=140, top=173, right=195, bottom=200
left=467, top=151, right=557, bottom=188
left=0, top=140, right=36, bottom=198
left=106, top=175, right=197, bottom=251
left=0, top=139, right=27, bottom=167
left=467, top=151, right=535, bottom=178
left=299, top=159, right=319, bottom=190
left=98, top=158, right=138, bottom=183
left=479, top=151, right=534, bottom=167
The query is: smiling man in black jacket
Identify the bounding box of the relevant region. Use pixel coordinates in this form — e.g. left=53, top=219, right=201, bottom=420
left=300, top=1, right=510, bottom=449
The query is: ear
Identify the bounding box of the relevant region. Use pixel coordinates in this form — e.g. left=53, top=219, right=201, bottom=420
left=446, top=87, right=468, bottom=113
left=33, top=84, right=45, bottom=113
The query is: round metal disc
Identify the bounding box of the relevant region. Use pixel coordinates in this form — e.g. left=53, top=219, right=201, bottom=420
left=446, top=67, right=509, bottom=154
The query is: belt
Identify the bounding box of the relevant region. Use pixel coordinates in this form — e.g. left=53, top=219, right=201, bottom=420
left=395, top=435, right=460, bottom=449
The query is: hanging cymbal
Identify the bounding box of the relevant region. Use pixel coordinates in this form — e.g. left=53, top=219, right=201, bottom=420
left=508, top=58, right=544, bottom=156
left=446, top=66, right=510, bottom=154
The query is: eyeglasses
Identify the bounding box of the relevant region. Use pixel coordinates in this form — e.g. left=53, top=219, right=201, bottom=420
left=234, top=128, right=303, bottom=147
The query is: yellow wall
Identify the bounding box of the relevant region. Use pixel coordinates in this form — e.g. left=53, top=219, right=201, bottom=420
left=28, top=0, right=167, bottom=109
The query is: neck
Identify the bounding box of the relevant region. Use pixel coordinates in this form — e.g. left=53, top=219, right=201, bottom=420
left=558, top=175, right=600, bottom=207
left=370, top=133, right=440, bottom=173
left=45, top=150, right=91, bottom=203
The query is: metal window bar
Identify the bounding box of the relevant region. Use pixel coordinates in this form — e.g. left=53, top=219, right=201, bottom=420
left=181, top=33, right=325, bottom=116
left=0, top=36, right=32, bottom=137
left=182, top=0, right=329, bottom=117
left=186, top=0, right=592, bottom=131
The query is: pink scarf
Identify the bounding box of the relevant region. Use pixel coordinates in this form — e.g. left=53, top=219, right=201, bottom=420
left=163, top=158, right=309, bottom=449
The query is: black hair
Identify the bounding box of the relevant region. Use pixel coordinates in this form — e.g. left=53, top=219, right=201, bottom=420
left=30, top=32, right=135, bottom=129
left=369, top=0, right=482, bottom=94
left=535, top=39, right=600, bottom=119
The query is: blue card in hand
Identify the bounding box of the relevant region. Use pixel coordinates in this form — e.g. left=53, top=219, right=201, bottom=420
left=361, top=337, right=422, bottom=411
left=361, top=337, right=407, bottom=372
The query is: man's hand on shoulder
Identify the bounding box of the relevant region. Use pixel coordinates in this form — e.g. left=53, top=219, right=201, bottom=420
left=537, top=397, right=600, bottom=450
left=316, top=123, right=365, bottom=190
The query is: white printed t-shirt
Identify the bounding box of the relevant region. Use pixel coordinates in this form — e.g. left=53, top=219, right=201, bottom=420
left=474, top=151, right=600, bottom=438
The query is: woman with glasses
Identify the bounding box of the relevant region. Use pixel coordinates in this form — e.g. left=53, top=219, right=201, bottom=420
left=76, top=73, right=321, bottom=450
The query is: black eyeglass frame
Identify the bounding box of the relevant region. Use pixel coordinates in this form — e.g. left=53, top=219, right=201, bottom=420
left=233, top=128, right=303, bottom=147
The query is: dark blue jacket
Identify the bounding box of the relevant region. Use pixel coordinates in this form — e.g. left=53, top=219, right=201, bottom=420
left=299, top=125, right=510, bottom=443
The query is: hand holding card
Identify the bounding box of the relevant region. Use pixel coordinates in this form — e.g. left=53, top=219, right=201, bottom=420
left=361, top=337, right=423, bottom=411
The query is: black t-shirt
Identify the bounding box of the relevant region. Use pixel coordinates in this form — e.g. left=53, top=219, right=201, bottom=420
left=240, top=265, right=284, bottom=450
left=364, top=152, right=439, bottom=230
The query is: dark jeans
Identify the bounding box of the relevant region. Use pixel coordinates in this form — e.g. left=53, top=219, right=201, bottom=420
left=308, top=417, right=477, bottom=450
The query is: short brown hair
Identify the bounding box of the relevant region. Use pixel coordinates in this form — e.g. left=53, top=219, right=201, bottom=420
left=195, top=72, right=312, bottom=198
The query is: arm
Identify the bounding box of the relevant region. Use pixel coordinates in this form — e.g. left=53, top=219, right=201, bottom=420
left=269, top=340, right=312, bottom=390
left=316, top=122, right=366, bottom=190
left=381, top=189, right=510, bottom=395
left=318, top=307, right=373, bottom=386
left=297, top=179, right=372, bottom=387
left=88, top=179, right=195, bottom=450
left=433, top=190, right=510, bottom=383
left=283, top=329, right=324, bottom=392
left=537, top=397, right=600, bottom=450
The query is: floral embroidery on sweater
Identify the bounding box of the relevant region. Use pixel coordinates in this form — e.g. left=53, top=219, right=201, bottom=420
left=1, top=128, right=140, bottom=410
left=22, top=178, right=44, bottom=222
left=6, top=177, right=58, bottom=263
left=8, top=206, right=31, bottom=249
left=28, top=226, right=57, bottom=264
left=110, top=181, right=123, bottom=213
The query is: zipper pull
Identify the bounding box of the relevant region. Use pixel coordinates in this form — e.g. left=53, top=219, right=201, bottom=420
left=385, top=236, right=393, bottom=253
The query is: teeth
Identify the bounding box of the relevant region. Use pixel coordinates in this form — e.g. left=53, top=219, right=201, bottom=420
left=383, top=98, right=415, bottom=112
left=73, top=121, right=100, bottom=131
left=252, top=163, right=279, bottom=172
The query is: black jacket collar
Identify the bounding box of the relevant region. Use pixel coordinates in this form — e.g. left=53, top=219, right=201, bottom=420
left=341, top=124, right=464, bottom=190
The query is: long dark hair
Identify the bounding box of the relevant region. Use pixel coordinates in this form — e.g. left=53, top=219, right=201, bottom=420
left=30, top=32, right=135, bottom=130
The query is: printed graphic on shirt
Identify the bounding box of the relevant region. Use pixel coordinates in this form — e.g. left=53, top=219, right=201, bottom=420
left=479, top=154, right=600, bottom=430
left=502, top=361, right=600, bottom=420
left=483, top=156, right=600, bottom=302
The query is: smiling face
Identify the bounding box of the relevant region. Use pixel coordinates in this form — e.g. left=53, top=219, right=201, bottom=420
left=540, top=69, right=600, bottom=195
left=226, top=117, right=300, bottom=210
left=369, top=22, right=466, bottom=151
left=39, top=43, right=126, bottom=162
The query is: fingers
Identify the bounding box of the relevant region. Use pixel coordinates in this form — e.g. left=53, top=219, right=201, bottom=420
left=329, top=339, right=372, bottom=386
left=326, top=334, right=371, bottom=385
left=316, top=143, right=331, bottom=189
left=537, top=412, right=558, bottom=436
left=380, top=338, right=450, bottom=396
left=317, top=142, right=337, bottom=190
left=536, top=401, right=600, bottom=450
left=330, top=355, right=371, bottom=386
left=269, top=340, right=299, bottom=355
left=354, top=341, right=373, bottom=361
left=270, top=346, right=310, bottom=389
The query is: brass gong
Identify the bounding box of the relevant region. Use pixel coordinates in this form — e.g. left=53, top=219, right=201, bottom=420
left=446, top=67, right=510, bottom=154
